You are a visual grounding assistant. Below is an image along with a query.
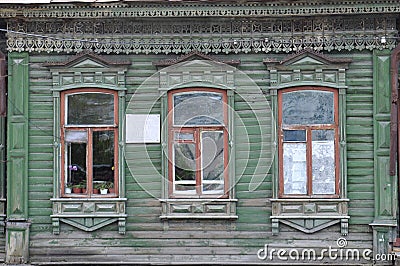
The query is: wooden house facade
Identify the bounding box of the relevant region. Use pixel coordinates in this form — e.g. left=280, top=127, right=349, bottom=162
left=0, top=0, right=399, bottom=265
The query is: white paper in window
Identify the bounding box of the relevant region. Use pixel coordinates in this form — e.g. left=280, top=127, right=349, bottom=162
left=283, top=143, right=307, bottom=195
left=311, top=129, right=335, bottom=194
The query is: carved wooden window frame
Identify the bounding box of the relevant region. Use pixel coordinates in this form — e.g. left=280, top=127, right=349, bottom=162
left=60, top=88, right=119, bottom=198
left=278, top=87, right=340, bottom=198
left=265, top=50, right=351, bottom=236
left=167, top=88, right=229, bottom=199
left=47, top=53, right=129, bottom=235
left=153, top=54, right=240, bottom=219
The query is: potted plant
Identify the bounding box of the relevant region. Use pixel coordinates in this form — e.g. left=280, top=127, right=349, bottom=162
left=99, top=182, right=108, bottom=195
left=65, top=182, right=73, bottom=194
left=107, top=181, right=115, bottom=194
left=72, top=184, right=82, bottom=194
left=80, top=181, right=87, bottom=194
left=93, top=183, right=101, bottom=194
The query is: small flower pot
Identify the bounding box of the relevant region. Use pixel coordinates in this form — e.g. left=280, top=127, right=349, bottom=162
left=72, top=187, right=82, bottom=193
left=109, top=188, right=115, bottom=194
left=100, top=188, right=108, bottom=195
left=93, top=188, right=99, bottom=194
left=65, top=187, right=72, bottom=194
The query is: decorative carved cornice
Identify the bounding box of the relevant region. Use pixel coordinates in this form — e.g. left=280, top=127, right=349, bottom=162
left=0, top=0, right=400, bottom=19
left=8, top=16, right=398, bottom=38
left=5, top=15, right=398, bottom=54
left=153, top=50, right=240, bottom=67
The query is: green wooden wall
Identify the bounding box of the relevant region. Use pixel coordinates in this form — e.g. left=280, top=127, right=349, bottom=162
left=0, top=116, right=5, bottom=262
left=24, top=51, right=379, bottom=264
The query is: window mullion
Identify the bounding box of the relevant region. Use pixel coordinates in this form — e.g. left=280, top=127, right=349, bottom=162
left=223, top=127, right=229, bottom=195
left=306, top=127, right=313, bottom=196
left=113, top=127, right=119, bottom=196
left=87, top=128, right=93, bottom=197
left=196, top=128, right=202, bottom=196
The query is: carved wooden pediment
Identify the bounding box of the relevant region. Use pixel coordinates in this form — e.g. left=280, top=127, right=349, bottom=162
left=45, top=52, right=130, bottom=90
left=264, top=49, right=352, bottom=89
left=264, top=49, right=352, bottom=69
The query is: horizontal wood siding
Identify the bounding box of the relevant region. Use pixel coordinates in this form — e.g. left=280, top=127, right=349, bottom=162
left=26, top=52, right=377, bottom=264
left=28, top=55, right=55, bottom=237
left=0, top=117, right=4, bottom=261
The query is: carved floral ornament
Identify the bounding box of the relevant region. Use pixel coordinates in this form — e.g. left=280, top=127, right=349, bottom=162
left=5, top=16, right=398, bottom=54
left=0, top=0, right=400, bottom=19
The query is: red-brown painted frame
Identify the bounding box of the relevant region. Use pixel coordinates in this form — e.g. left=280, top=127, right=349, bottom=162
left=278, top=86, right=340, bottom=198
left=167, top=88, right=229, bottom=198
left=60, top=88, right=119, bottom=198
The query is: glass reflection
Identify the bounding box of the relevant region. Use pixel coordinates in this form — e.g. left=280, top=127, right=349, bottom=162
left=201, top=131, right=224, bottom=181
left=282, top=90, right=334, bottom=125
left=67, top=93, right=114, bottom=125
left=92, top=130, right=115, bottom=190
left=66, top=142, right=87, bottom=192
left=173, top=92, right=223, bottom=126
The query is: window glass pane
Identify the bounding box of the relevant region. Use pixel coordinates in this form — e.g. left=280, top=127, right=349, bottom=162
left=173, top=92, right=223, bottom=126
left=283, top=130, right=306, bottom=142
left=65, top=130, right=87, bottom=143
left=203, top=183, right=224, bottom=193
left=92, top=131, right=115, bottom=193
left=175, top=184, right=196, bottom=193
left=66, top=142, right=87, bottom=192
left=312, top=130, right=335, bottom=194
left=174, top=143, right=196, bottom=193
left=283, top=143, right=307, bottom=194
left=282, top=90, right=334, bottom=125
left=202, top=131, right=224, bottom=182
left=67, top=93, right=114, bottom=125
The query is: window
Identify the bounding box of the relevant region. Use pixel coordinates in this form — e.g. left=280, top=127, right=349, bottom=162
left=60, top=89, right=118, bottom=197
left=278, top=87, right=339, bottom=197
left=168, top=89, right=228, bottom=198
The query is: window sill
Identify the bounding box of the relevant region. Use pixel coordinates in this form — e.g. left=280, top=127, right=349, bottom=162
left=160, top=198, right=237, bottom=219
left=61, top=193, right=118, bottom=198
left=270, top=198, right=349, bottom=235
left=50, top=198, right=127, bottom=235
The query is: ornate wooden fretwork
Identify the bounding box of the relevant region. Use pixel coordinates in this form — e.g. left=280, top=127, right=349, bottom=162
left=0, top=1, right=399, bottom=19
left=5, top=16, right=397, bottom=54
left=51, top=198, right=127, bottom=235
left=153, top=50, right=240, bottom=67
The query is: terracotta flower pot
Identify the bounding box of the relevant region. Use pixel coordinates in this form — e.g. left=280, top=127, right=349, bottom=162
left=72, top=187, right=82, bottom=193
